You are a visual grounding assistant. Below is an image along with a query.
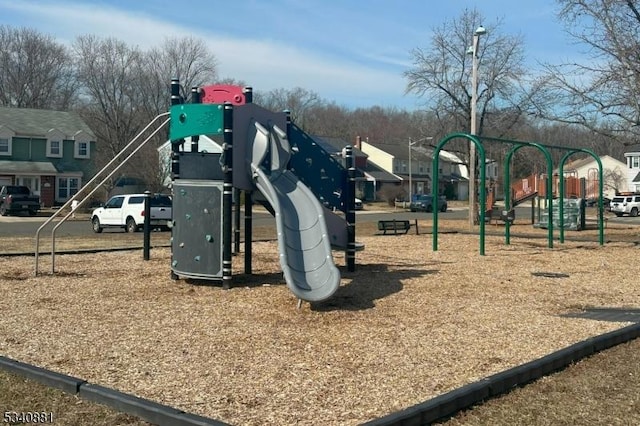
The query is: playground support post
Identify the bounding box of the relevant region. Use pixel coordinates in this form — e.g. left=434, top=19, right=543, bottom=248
left=243, top=85, right=254, bottom=273
left=170, top=79, right=183, bottom=179
left=190, top=86, right=201, bottom=152
left=233, top=188, right=241, bottom=254
left=345, top=145, right=356, bottom=272
left=244, top=191, right=252, bottom=274
left=222, top=103, right=234, bottom=290
left=143, top=191, right=151, bottom=260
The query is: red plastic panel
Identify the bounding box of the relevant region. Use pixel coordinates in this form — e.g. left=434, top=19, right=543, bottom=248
left=200, top=85, right=246, bottom=105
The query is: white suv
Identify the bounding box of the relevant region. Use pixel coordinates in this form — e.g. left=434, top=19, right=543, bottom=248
left=91, top=193, right=172, bottom=233
left=610, top=194, right=640, bottom=217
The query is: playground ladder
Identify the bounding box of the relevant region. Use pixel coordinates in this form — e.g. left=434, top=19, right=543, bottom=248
left=34, top=112, right=170, bottom=276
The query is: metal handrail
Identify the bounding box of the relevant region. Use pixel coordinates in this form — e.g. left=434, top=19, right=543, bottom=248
left=34, top=112, right=170, bottom=275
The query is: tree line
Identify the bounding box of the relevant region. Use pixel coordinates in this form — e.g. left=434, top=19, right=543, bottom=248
left=1, top=0, right=638, bottom=192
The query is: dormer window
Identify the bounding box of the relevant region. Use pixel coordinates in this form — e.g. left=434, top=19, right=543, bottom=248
left=46, top=129, right=65, bottom=158
left=48, top=140, right=62, bottom=157
left=0, top=137, right=10, bottom=156
left=73, top=131, right=91, bottom=159
left=0, top=126, right=14, bottom=156
left=75, top=141, right=89, bottom=158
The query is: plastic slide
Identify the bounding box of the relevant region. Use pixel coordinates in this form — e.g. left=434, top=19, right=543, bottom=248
left=248, top=121, right=341, bottom=302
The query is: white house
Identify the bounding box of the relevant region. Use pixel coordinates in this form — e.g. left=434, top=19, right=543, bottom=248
left=624, top=144, right=640, bottom=193
left=561, top=154, right=627, bottom=198
left=358, top=139, right=471, bottom=200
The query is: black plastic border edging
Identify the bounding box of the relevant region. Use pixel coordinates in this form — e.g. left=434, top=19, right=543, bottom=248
left=3, top=324, right=639, bottom=426
left=362, top=322, right=640, bottom=426
left=0, top=356, right=229, bottom=426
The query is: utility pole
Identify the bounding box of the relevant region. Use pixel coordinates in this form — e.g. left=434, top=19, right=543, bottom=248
left=468, top=25, right=486, bottom=226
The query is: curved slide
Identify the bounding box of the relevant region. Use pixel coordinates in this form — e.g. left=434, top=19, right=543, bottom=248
left=249, top=121, right=341, bottom=302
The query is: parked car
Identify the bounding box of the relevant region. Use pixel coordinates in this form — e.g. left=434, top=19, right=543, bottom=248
left=0, top=185, right=41, bottom=216
left=409, top=194, right=448, bottom=212
left=586, top=196, right=611, bottom=208
left=610, top=194, right=640, bottom=217
left=91, top=193, right=172, bottom=233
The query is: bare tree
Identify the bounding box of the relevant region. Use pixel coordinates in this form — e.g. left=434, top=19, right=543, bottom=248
left=303, top=102, right=352, bottom=138
left=254, top=87, right=323, bottom=130
left=73, top=35, right=148, bottom=193
left=135, top=36, right=218, bottom=190
left=404, top=9, right=530, bottom=137
left=536, top=0, right=640, bottom=142
left=138, top=36, right=218, bottom=118
left=603, top=167, right=626, bottom=193
left=0, top=26, right=77, bottom=109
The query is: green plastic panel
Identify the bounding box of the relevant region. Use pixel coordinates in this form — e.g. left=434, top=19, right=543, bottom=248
left=169, top=104, right=225, bottom=141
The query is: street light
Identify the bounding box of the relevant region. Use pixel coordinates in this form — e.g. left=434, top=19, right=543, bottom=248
left=468, top=24, right=486, bottom=226
left=409, top=136, right=434, bottom=203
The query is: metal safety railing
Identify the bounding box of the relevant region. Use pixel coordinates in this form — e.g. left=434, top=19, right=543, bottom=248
left=34, top=112, right=170, bottom=276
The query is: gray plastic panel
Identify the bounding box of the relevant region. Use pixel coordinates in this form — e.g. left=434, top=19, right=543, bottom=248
left=232, top=104, right=287, bottom=191
left=172, top=180, right=224, bottom=279
left=178, top=152, right=225, bottom=180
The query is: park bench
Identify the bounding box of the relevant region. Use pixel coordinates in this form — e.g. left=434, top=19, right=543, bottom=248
left=486, top=206, right=516, bottom=225
left=377, top=219, right=419, bottom=235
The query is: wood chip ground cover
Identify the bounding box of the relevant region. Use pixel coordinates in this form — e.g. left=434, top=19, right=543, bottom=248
left=1, top=226, right=639, bottom=425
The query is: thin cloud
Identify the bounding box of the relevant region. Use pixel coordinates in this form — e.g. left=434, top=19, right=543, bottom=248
left=0, top=0, right=412, bottom=108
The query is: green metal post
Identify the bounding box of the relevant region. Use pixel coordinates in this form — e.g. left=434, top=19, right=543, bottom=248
left=559, top=149, right=605, bottom=245
left=432, top=133, right=486, bottom=255
left=504, top=142, right=554, bottom=248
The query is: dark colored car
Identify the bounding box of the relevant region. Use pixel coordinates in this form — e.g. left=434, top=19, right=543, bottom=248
left=0, top=185, right=40, bottom=216
left=409, top=194, right=448, bottom=212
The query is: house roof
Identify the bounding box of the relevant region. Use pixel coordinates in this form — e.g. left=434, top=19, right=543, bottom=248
left=557, top=154, right=624, bottom=173
left=311, top=135, right=367, bottom=157
left=625, top=144, right=640, bottom=153
left=367, top=141, right=464, bottom=164
left=362, top=161, right=402, bottom=183
left=562, top=156, right=596, bottom=171
left=370, top=142, right=418, bottom=160
left=0, top=160, right=63, bottom=175
left=0, top=106, right=96, bottom=140
left=0, top=160, right=83, bottom=176
left=633, top=171, right=640, bottom=183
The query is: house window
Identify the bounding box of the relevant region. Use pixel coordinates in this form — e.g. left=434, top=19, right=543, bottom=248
left=57, top=177, right=79, bottom=201
left=75, top=141, right=90, bottom=158
left=633, top=156, right=640, bottom=169
left=0, top=138, right=10, bottom=156
left=15, top=176, right=40, bottom=195
left=47, top=140, right=63, bottom=157
left=401, top=161, right=407, bottom=173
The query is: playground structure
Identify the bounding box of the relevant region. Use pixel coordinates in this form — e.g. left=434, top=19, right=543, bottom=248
left=34, top=81, right=359, bottom=303
left=168, top=81, right=359, bottom=302
left=431, top=133, right=606, bottom=255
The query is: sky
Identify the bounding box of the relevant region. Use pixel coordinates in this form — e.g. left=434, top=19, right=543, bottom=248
left=0, top=0, right=575, bottom=110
